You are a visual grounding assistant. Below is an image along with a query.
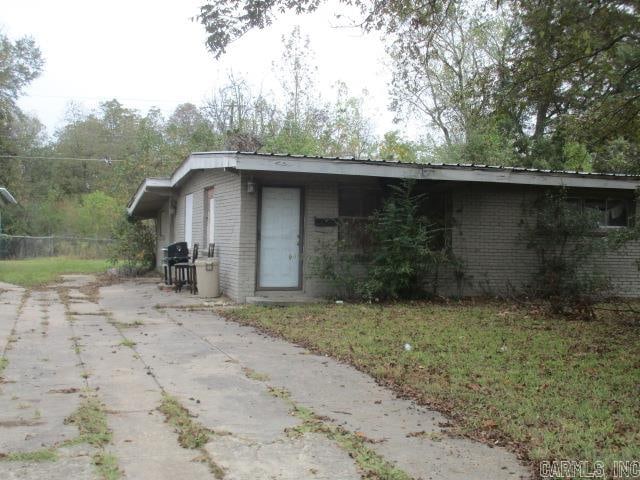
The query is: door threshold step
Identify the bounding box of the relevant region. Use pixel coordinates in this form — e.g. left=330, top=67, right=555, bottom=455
left=246, top=296, right=327, bottom=306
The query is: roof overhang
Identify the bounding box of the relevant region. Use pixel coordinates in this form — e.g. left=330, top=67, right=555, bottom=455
left=232, top=155, right=640, bottom=190
left=0, top=188, right=17, bottom=206
left=127, top=152, right=640, bottom=217
left=127, top=178, right=173, bottom=219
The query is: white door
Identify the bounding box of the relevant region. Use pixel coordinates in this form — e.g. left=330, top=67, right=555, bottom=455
left=258, top=187, right=301, bottom=288
left=184, top=193, right=193, bottom=246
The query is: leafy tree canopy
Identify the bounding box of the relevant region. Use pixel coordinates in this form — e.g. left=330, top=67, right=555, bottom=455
left=197, top=0, right=640, bottom=171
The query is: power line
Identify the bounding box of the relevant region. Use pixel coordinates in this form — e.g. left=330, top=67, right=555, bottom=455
left=0, top=154, right=124, bottom=163
left=24, top=93, right=195, bottom=104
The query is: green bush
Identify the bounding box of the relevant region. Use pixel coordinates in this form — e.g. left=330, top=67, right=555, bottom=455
left=108, top=215, right=155, bottom=274
left=359, top=181, right=449, bottom=300
left=524, top=190, right=610, bottom=316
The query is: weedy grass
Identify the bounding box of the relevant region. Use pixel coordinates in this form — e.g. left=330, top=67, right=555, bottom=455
left=0, top=449, right=58, bottom=462
left=0, top=257, right=109, bottom=287
left=111, top=320, right=144, bottom=328
left=64, top=396, right=121, bottom=479
left=119, top=339, right=136, bottom=348
left=158, top=394, right=225, bottom=478
left=267, top=387, right=411, bottom=480
left=242, top=367, right=270, bottom=382
left=226, top=302, right=640, bottom=469
left=93, top=452, right=120, bottom=480
left=64, top=397, right=112, bottom=447
left=158, top=395, right=209, bottom=449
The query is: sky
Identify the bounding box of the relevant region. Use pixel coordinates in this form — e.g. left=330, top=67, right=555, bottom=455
left=3, top=0, right=412, bottom=139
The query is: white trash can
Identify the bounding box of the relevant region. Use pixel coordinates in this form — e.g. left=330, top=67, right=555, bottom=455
left=195, top=257, right=220, bottom=297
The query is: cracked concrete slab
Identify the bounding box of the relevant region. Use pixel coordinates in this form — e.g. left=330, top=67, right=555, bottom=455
left=0, top=291, right=83, bottom=453
left=0, top=444, right=95, bottom=480
left=0, top=275, right=530, bottom=480
left=204, top=433, right=360, bottom=480
left=100, top=280, right=530, bottom=480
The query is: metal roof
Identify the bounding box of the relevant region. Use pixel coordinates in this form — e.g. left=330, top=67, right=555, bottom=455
left=128, top=151, right=640, bottom=218
left=197, top=151, right=640, bottom=180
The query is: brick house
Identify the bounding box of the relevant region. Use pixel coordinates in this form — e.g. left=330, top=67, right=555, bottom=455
left=127, top=151, right=640, bottom=302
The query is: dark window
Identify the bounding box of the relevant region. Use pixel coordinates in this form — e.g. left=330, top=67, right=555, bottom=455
left=337, top=186, right=382, bottom=253
left=338, top=187, right=381, bottom=218
left=567, top=197, right=634, bottom=227
left=605, top=199, right=629, bottom=227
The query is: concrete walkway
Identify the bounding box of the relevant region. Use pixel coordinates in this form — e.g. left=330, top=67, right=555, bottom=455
left=0, top=276, right=530, bottom=480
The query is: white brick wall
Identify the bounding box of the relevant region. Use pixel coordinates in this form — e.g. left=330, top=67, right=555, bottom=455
left=169, top=172, right=640, bottom=301
left=236, top=172, right=376, bottom=301
left=447, top=184, right=640, bottom=297
left=174, top=170, right=242, bottom=300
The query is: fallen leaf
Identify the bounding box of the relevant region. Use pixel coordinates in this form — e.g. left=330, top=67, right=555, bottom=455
left=483, top=419, right=498, bottom=429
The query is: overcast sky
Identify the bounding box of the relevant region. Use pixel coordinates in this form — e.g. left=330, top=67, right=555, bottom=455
left=3, top=0, right=412, bottom=139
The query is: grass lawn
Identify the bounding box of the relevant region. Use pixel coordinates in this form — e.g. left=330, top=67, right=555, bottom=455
left=225, top=302, right=640, bottom=472
left=0, top=257, right=109, bottom=287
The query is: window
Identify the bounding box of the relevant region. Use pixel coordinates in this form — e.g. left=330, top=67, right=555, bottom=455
left=338, top=187, right=381, bottom=218
left=337, top=186, right=382, bottom=252
left=567, top=197, right=634, bottom=228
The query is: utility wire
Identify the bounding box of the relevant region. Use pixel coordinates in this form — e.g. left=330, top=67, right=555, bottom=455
left=0, top=154, right=124, bottom=163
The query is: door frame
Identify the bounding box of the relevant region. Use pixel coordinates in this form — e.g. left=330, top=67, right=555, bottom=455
left=255, top=185, right=305, bottom=291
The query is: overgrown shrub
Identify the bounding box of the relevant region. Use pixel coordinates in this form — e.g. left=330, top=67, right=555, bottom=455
left=524, top=190, right=610, bottom=317
left=108, top=215, right=156, bottom=275
left=313, top=181, right=452, bottom=301
left=360, top=181, right=449, bottom=300
left=309, top=234, right=363, bottom=299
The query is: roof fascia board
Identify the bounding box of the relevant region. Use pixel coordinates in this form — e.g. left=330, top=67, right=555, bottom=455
left=127, top=178, right=171, bottom=215
left=236, top=155, right=639, bottom=190
left=423, top=168, right=640, bottom=190
left=0, top=188, right=17, bottom=205
left=170, top=153, right=238, bottom=186
left=235, top=155, right=424, bottom=179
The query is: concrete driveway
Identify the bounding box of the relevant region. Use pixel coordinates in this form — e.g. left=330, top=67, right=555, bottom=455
left=0, top=276, right=529, bottom=479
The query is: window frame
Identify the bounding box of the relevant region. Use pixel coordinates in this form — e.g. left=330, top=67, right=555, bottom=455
left=337, top=185, right=383, bottom=254
left=565, top=195, right=635, bottom=229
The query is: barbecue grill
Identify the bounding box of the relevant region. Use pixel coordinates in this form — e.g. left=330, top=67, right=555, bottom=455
left=162, top=242, right=189, bottom=285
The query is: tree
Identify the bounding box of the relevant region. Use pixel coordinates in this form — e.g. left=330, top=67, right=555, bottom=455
left=0, top=33, right=44, bottom=121
left=166, top=103, right=221, bottom=158
left=196, top=0, right=454, bottom=59
left=498, top=0, right=640, bottom=162
left=378, top=131, right=425, bottom=162
left=274, top=26, right=317, bottom=126
left=202, top=72, right=276, bottom=150
left=0, top=32, right=44, bottom=186
left=196, top=0, right=640, bottom=172
left=389, top=4, right=505, bottom=147
left=325, top=82, right=376, bottom=158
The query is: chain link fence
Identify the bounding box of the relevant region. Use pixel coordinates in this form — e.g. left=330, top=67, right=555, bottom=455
left=0, top=234, right=113, bottom=259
